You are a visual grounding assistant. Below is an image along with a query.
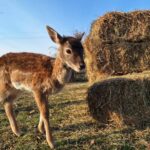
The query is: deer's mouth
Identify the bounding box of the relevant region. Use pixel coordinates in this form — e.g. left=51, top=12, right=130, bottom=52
left=65, top=61, right=85, bottom=72
left=72, top=65, right=85, bottom=73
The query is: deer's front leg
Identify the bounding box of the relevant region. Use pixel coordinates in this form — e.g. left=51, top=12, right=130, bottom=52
left=34, top=91, right=54, bottom=149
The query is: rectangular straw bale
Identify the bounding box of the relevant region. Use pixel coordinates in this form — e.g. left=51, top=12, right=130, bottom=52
left=86, top=71, right=150, bottom=127
left=84, top=11, right=150, bottom=83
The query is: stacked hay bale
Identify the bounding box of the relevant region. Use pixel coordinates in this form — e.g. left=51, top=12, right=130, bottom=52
left=85, top=11, right=150, bottom=127
left=84, top=11, right=150, bottom=83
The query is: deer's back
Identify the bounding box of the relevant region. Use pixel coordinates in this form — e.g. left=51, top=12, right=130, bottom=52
left=0, top=52, right=54, bottom=74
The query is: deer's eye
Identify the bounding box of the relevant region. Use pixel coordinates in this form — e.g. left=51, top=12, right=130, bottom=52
left=66, top=49, right=72, bottom=54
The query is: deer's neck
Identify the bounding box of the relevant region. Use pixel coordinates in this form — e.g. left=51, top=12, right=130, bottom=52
left=52, top=57, right=72, bottom=85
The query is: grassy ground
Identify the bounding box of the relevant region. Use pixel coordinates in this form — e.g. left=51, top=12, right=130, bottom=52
left=0, top=82, right=150, bottom=150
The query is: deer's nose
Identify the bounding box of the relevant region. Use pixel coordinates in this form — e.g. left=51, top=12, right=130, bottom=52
left=79, top=63, right=85, bottom=70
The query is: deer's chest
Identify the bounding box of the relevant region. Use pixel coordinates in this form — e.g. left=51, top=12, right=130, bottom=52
left=57, top=69, right=72, bottom=84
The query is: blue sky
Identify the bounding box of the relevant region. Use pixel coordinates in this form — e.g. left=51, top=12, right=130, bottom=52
left=0, top=0, right=150, bottom=56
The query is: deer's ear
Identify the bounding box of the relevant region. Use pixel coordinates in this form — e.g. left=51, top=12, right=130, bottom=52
left=46, top=25, right=63, bottom=44
left=77, top=32, right=85, bottom=41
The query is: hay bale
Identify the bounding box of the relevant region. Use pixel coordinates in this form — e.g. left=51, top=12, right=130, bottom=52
left=84, top=11, right=150, bottom=83
left=90, top=11, right=150, bottom=43
left=86, top=71, right=150, bottom=127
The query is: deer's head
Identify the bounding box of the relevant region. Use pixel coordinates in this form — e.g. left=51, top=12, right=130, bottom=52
left=46, top=26, right=85, bottom=72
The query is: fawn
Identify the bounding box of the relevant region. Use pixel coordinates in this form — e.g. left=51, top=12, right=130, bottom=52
left=0, top=26, right=85, bottom=149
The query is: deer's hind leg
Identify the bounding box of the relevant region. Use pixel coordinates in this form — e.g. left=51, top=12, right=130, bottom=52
left=1, top=85, right=21, bottom=137
left=4, top=99, right=21, bottom=136
left=0, top=69, right=20, bottom=136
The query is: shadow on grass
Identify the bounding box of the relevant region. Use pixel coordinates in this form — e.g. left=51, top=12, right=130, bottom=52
left=16, top=105, right=36, bottom=113
left=50, top=99, right=85, bottom=109
left=57, top=121, right=103, bottom=132
left=59, top=121, right=138, bottom=132
left=56, top=134, right=103, bottom=148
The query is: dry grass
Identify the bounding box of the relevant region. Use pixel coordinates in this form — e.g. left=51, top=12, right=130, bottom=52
left=84, top=10, right=150, bottom=83
left=0, top=82, right=150, bottom=149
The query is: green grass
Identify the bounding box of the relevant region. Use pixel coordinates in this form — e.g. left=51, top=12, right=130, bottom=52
left=0, top=82, right=150, bottom=150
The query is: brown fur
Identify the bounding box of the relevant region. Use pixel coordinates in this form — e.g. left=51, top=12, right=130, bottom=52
left=0, top=52, right=53, bottom=73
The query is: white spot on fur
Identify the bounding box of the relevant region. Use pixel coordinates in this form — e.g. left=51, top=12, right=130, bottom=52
left=12, top=82, right=32, bottom=92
